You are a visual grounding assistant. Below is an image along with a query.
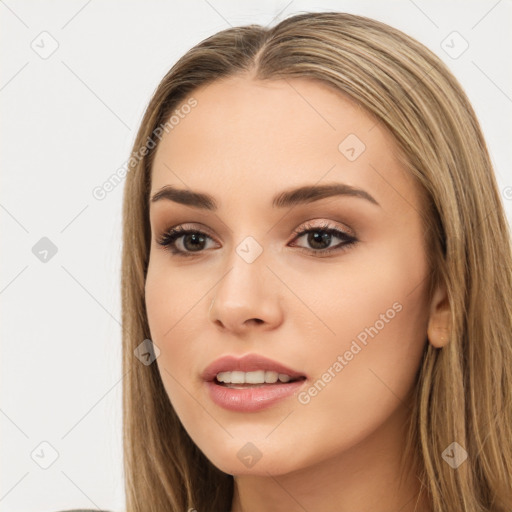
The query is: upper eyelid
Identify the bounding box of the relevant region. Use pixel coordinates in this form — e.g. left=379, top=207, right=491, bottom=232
left=292, top=220, right=354, bottom=237
left=163, top=218, right=354, bottom=237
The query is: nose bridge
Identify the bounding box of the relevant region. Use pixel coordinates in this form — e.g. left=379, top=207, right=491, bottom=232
left=217, top=233, right=269, bottom=302
left=210, top=231, right=284, bottom=329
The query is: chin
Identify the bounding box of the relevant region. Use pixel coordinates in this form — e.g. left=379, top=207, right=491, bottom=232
left=194, top=435, right=312, bottom=477
left=209, top=454, right=301, bottom=477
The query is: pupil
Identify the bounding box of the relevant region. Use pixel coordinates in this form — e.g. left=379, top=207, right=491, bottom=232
left=184, top=233, right=205, bottom=251
left=309, top=231, right=331, bottom=249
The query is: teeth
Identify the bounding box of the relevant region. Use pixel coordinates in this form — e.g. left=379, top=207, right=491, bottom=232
left=216, top=370, right=295, bottom=384
left=230, top=371, right=245, bottom=384
left=246, top=370, right=266, bottom=384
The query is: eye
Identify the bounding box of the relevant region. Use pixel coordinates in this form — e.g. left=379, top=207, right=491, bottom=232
left=156, top=221, right=358, bottom=258
left=289, top=221, right=357, bottom=257
left=156, top=225, right=217, bottom=257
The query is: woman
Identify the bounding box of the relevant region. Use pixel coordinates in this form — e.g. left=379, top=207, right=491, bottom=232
left=109, top=10, right=510, bottom=512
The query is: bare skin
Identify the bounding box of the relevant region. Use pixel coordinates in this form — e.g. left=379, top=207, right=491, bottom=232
left=145, top=74, right=449, bottom=512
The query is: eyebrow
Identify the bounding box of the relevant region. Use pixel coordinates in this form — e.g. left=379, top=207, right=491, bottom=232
left=150, top=183, right=381, bottom=210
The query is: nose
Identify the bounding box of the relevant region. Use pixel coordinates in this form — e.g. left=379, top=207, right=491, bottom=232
left=208, top=249, right=284, bottom=335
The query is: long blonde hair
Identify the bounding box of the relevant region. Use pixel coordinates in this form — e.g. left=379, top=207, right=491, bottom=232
left=121, top=12, right=512, bottom=511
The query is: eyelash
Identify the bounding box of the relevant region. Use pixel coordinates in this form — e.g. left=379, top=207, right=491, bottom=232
left=156, top=221, right=358, bottom=258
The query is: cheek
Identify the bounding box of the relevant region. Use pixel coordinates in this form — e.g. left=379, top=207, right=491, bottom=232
left=145, top=277, right=218, bottom=463
left=144, top=258, right=208, bottom=408
left=144, top=254, right=202, bottom=342
left=145, top=261, right=182, bottom=365
left=298, top=241, right=430, bottom=431
left=296, top=298, right=427, bottom=465
left=145, top=261, right=174, bottom=343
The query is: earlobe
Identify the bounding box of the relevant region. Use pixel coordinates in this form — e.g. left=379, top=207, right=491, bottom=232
left=427, top=281, right=451, bottom=348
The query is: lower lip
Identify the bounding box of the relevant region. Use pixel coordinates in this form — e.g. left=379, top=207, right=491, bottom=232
left=204, top=379, right=307, bottom=412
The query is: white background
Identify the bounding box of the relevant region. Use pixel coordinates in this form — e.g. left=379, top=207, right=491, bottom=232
left=1, top=1, right=511, bottom=511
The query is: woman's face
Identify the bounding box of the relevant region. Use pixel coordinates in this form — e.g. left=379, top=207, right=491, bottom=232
left=145, top=75, right=432, bottom=476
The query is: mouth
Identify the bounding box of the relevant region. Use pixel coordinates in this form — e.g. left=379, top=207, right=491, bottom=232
left=201, top=353, right=308, bottom=411
left=205, top=378, right=308, bottom=412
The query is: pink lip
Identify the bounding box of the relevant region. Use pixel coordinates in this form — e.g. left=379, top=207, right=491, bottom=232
left=201, top=353, right=307, bottom=413
left=204, top=379, right=307, bottom=412
left=201, top=353, right=307, bottom=382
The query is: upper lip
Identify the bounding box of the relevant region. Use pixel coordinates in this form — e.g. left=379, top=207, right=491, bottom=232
left=201, top=353, right=307, bottom=382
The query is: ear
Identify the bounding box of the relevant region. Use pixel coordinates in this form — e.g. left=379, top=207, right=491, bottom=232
left=427, top=280, right=451, bottom=348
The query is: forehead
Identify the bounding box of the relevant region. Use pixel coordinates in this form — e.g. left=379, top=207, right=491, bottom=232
left=150, top=75, right=421, bottom=215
